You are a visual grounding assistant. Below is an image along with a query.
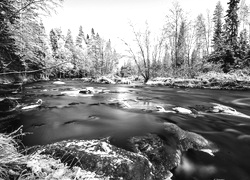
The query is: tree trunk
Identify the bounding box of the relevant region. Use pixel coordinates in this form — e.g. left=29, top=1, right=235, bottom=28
left=143, top=76, right=149, bottom=83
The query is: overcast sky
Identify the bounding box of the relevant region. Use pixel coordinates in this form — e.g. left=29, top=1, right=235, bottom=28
left=43, top=0, right=247, bottom=52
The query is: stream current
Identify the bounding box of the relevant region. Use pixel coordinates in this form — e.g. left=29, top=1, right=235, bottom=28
left=1, top=80, right=250, bottom=180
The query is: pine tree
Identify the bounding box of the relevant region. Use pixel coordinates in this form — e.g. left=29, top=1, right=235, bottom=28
left=238, top=29, right=249, bottom=57
left=213, top=1, right=224, bottom=52
left=49, top=29, right=58, bottom=57
left=104, top=39, right=112, bottom=74
left=224, top=0, right=240, bottom=48
left=239, top=1, right=249, bottom=30
left=65, top=29, right=74, bottom=50
left=35, top=21, right=50, bottom=67
left=221, top=0, right=240, bottom=72
left=236, top=29, right=250, bottom=67
left=76, top=26, right=85, bottom=48
left=195, top=14, right=207, bottom=59
left=176, top=21, right=186, bottom=66
left=91, top=28, right=95, bottom=37
left=0, top=0, right=21, bottom=72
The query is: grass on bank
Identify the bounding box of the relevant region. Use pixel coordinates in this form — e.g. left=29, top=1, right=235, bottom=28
left=0, top=127, right=28, bottom=179
left=0, top=128, right=106, bottom=180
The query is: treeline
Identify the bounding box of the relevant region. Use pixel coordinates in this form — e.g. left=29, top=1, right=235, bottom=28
left=0, top=0, right=119, bottom=79
left=0, top=0, right=63, bottom=78
left=209, top=0, right=250, bottom=72
left=49, top=27, right=119, bottom=78
left=123, top=0, right=250, bottom=82
left=1, top=0, right=250, bottom=82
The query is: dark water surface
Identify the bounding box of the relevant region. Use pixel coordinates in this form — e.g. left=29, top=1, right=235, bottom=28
left=2, top=80, right=250, bottom=180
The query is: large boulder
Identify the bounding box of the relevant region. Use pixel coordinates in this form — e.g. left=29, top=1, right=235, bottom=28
left=162, top=123, right=217, bottom=153
left=96, top=77, right=116, bottom=84
left=36, top=122, right=217, bottom=180
left=128, top=123, right=217, bottom=179
left=40, top=139, right=154, bottom=180
left=129, top=134, right=179, bottom=179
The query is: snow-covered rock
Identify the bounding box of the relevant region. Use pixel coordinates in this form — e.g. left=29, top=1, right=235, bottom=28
left=39, top=121, right=217, bottom=180
left=96, top=76, right=116, bottom=84
left=53, top=81, right=65, bottom=85
left=21, top=99, right=43, bottom=110
left=146, top=80, right=165, bottom=86
left=61, top=90, right=93, bottom=97
left=79, top=87, right=95, bottom=94
left=173, top=107, right=193, bottom=114
left=117, top=78, right=132, bottom=84
left=209, top=103, right=250, bottom=118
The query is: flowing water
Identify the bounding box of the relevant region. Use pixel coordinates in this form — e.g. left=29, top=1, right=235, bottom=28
left=1, top=80, right=250, bottom=180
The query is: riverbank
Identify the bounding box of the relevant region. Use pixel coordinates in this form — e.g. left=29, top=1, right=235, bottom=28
left=146, top=70, right=250, bottom=90
left=1, top=69, right=250, bottom=91
left=79, top=70, right=250, bottom=90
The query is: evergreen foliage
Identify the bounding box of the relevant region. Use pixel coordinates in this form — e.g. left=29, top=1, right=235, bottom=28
left=49, top=29, right=58, bottom=57
left=176, top=21, right=186, bottom=66
left=0, top=0, right=22, bottom=73
left=195, top=14, right=207, bottom=58
left=213, top=1, right=224, bottom=52
left=65, top=29, right=74, bottom=49
left=208, top=0, right=249, bottom=73
left=224, top=0, right=240, bottom=47
left=76, top=26, right=85, bottom=48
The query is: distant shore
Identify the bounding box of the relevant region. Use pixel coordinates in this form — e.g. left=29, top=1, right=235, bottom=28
left=146, top=71, right=250, bottom=90
left=1, top=70, right=250, bottom=91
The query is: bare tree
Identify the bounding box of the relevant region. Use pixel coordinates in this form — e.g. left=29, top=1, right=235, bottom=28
left=122, top=22, right=166, bottom=83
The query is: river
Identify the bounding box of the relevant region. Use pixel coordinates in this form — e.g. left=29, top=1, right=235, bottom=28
left=1, top=79, right=250, bottom=180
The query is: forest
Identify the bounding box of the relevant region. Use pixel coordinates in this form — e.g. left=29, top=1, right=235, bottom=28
left=0, top=0, right=250, bottom=83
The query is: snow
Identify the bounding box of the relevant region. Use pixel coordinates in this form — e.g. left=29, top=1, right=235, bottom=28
left=200, top=149, right=215, bottom=156
left=61, top=90, right=94, bottom=97
left=21, top=104, right=41, bottom=110
left=173, top=107, right=192, bottom=114
left=146, top=80, right=165, bottom=86
left=21, top=100, right=42, bottom=110
left=211, top=103, right=250, bottom=119
left=64, top=140, right=136, bottom=166
left=156, top=105, right=176, bottom=113
left=53, top=81, right=65, bottom=85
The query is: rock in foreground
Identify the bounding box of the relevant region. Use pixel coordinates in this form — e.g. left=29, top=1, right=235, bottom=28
left=40, top=139, right=154, bottom=180
left=36, top=122, right=217, bottom=180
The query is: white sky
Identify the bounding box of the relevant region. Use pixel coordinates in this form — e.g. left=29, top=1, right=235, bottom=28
left=43, top=0, right=248, bottom=52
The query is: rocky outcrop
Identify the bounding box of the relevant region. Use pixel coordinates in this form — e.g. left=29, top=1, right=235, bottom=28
left=37, top=122, right=217, bottom=180
left=96, top=77, right=116, bottom=84
left=162, top=123, right=216, bottom=153
left=40, top=139, right=154, bottom=180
